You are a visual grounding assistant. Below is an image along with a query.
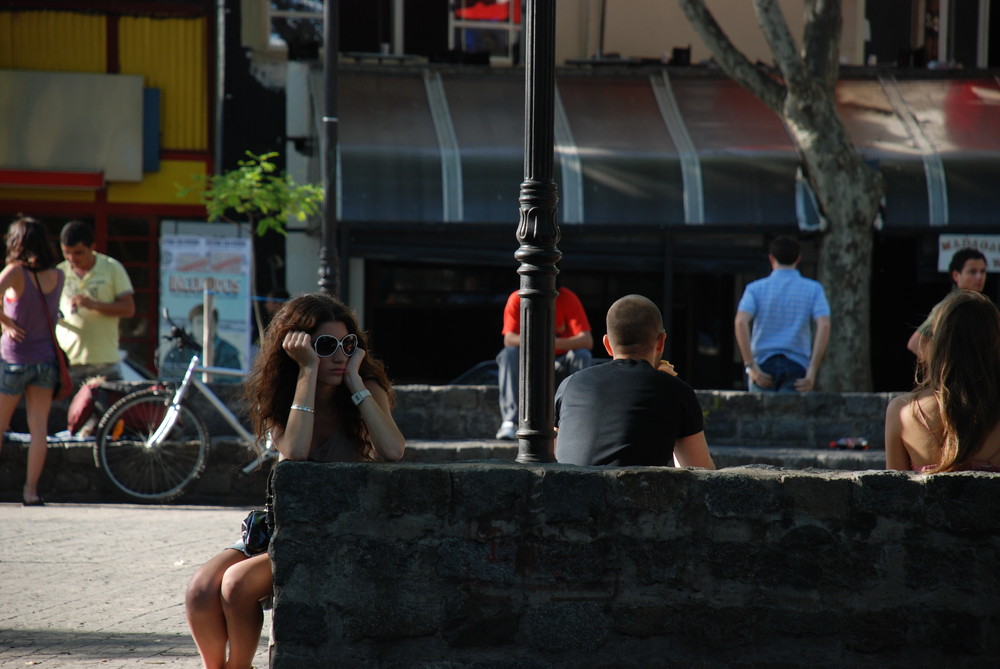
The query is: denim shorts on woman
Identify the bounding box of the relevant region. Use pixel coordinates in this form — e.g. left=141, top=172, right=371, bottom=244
left=0, top=359, right=58, bottom=395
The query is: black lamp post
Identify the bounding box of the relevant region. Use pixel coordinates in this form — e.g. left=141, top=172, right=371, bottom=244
left=319, top=0, right=340, bottom=297
left=515, top=0, right=560, bottom=463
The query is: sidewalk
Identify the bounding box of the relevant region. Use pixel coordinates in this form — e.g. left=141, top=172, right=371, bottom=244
left=0, top=503, right=270, bottom=668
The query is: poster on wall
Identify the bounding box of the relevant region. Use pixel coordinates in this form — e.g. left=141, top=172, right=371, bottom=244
left=158, top=235, right=252, bottom=381
left=937, top=234, right=1000, bottom=273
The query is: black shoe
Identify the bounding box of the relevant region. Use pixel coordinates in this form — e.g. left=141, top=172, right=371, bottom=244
left=22, top=497, right=45, bottom=507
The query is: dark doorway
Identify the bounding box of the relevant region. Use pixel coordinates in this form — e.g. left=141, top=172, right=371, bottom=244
left=365, top=259, right=742, bottom=389
left=671, top=272, right=739, bottom=390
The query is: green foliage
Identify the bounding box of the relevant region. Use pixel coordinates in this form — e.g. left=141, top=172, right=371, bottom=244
left=177, top=151, right=324, bottom=236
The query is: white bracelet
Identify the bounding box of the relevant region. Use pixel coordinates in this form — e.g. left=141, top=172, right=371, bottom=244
left=290, top=404, right=314, bottom=413
left=351, top=389, right=372, bottom=406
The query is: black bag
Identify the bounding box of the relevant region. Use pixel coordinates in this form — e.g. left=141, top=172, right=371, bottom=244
left=240, top=468, right=275, bottom=555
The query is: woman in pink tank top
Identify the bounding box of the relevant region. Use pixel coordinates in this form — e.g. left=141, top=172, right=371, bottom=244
left=0, top=216, right=65, bottom=505
left=885, top=290, right=1000, bottom=473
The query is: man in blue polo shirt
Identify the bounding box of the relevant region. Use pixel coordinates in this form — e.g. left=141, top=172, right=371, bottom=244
left=734, top=236, right=831, bottom=392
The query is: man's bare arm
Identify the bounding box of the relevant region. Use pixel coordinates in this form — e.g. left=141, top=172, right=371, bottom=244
left=556, top=330, right=593, bottom=352
left=734, top=311, right=772, bottom=388
left=71, top=292, right=135, bottom=318
left=795, top=315, right=830, bottom=392
left=673, top=431, right=715, bottom=469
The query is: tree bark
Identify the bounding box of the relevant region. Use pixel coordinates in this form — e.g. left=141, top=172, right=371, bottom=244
left=678, top=0, right=885, bottom=390
left=782, top=87, right=883, bottom=391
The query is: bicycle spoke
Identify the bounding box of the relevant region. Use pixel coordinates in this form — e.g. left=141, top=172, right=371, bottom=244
left=95, top=389, right=210, bottom=502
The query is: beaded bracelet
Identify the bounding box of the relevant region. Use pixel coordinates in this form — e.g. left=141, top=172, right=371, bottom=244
left=290, top=404, right=315, bottom=413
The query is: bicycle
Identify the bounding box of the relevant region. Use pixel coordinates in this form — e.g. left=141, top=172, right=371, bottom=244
left=93, top=316, right=275, bottom=503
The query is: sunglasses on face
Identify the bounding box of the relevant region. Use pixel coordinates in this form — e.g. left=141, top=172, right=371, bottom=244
left=312, top=333, right=358, bottom=358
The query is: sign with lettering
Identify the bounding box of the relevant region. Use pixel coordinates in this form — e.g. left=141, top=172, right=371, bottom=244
left=158, top=235, right=252, bottom=378
left=937, top=235, right=1000, bottom=273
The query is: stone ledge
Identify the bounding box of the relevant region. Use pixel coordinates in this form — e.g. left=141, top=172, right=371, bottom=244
left=0, top=438, right=269, bottom=505
left=270, top=461, right=1000, bottom=667
left=0, top=438, right=888, bottom=505
left=403, top=440, right=887, bottom=470
left=29, top=383, right=897, bottom=446
left=393, top=386, right=897, bottom=447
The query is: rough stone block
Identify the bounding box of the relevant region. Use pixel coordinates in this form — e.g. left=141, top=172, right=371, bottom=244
left=613, top=468, right=686, bottom=514
left=624, top=538, right=692, bottom=585
left=541, top=468, right=611, bottom=524
left=521, top=602, right=608, bottom=652
left=781, top=471, right=853, bottom=519
left=337, top=580, right=442, bottom=641
left=923, top=472, right=1000, bottom=533
left=268, top=462, right=1000, bottom=667
left=449, top=464, right=535, bottom=520
left=610, top=604, right=678, bottom=639
left=435, top=536, right=520, bottom=583
left=700, top=469, right=782, bottom=519
left=536, top=538, right=615, bottom=583
left=851, top=469, right=924, bottom=521
left=369, top=464, right=452, bottom=518
left=443, top=594, right=520, bottom=647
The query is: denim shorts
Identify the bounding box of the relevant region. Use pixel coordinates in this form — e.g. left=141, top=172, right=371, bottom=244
left=0, top=359, right=58, bottom=395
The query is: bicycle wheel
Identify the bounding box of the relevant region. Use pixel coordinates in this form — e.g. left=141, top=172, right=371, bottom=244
left=94, top=387, right=210, bottom=503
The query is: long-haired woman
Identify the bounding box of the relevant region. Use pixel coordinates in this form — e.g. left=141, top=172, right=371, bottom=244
left=0, top=216, right=64, bottom=506
left=185, top=294, right=405, bottom=668
left=885, top=290, right=1000, bottom=473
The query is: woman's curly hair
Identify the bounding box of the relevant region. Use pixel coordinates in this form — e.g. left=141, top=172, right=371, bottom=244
left=242, top=294, right=394, bottom=460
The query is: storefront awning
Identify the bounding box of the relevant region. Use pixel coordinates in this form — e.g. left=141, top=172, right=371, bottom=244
left=331, top=67, right=1000, bottom=230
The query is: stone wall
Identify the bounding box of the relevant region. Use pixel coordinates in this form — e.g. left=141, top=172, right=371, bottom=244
left=30, top=382, right=898, bottom=446
left=1, top=386, right=896, bottom=504
left=270, top=461, right=1000, bottom=668
left=392, top=386, right=897, bottom=448
left=0, top=438, right=272, bottom=505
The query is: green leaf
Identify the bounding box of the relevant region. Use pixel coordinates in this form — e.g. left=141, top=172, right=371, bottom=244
left=175, top=151, right=324, bottom=236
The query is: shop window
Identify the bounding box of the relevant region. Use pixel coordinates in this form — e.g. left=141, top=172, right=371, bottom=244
left=269, top=0, right=323, bottom=56
left=449, top=0, right=522, bottom=65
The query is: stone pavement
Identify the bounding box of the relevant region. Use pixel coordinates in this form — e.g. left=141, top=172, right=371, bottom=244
left=0, top=503, right=269, bottom=668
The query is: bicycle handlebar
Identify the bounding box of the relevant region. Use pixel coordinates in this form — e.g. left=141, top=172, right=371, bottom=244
left=189, top=365, right=245, bottom=379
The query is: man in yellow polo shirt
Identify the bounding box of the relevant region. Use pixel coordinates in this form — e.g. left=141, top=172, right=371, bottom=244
left=56, top=220, right=135, bottom=386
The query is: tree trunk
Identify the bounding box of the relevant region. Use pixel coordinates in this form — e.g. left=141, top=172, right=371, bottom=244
left=677, top=0, right=885, bottom=390
left=783, top=90, right=883, bottom=391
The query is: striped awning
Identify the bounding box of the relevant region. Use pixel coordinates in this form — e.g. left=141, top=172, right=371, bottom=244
left=326, top=66, right=1000, bottom=231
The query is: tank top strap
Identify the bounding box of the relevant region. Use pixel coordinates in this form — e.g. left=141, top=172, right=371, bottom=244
left=22, top=266, right=41, bottom=299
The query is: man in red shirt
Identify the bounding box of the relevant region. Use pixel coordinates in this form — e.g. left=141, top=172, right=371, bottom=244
left=495, top=286, right=593, bottom=439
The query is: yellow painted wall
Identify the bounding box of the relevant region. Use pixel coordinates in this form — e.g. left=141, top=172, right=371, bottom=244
left=0, top=11, right=105, bottom=72
left=0, top=10, right=211, bottom=210
left=107, top=159, right=208, bottom=205
left=119, top=16, right=209, bottom=152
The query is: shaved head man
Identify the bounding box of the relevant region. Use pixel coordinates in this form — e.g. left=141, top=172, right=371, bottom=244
left=553, top=295, right=714, bottom=469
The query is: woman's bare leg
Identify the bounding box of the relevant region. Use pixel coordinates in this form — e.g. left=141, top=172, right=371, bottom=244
left=0, top=391, right=23, bottom=493
left=220, top=553, right=273, bottom=669
left=186, top=549, right=247, bottom=669
left=23, top=385, right=53, bottom=503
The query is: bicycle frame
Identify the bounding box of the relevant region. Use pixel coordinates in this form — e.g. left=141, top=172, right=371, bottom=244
left=147, top=354, right=255, bottom=448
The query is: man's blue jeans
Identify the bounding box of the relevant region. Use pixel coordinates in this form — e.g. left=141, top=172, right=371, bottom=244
left=496, top=346, right=592, bottom=423
left=749, top=355, right=805, bottom=393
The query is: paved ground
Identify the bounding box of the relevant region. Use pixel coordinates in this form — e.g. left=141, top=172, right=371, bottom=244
left=0, top=503, right=270, bottom=668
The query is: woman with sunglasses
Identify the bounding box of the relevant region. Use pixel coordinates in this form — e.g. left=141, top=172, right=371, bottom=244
left=185, top=294, right=405, bottom=669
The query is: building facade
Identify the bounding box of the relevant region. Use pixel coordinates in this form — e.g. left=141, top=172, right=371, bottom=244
left=3, top=0, right=999, bottom=389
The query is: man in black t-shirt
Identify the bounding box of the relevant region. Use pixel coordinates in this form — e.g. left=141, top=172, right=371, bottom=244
left=554, top=295, right=715, bottom=468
